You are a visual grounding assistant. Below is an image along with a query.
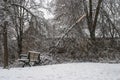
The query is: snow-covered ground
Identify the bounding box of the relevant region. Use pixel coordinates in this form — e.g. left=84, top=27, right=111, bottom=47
left=0, top=63, right=120, bottom=80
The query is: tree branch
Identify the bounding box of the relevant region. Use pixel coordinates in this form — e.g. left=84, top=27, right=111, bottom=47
left=49, top=14, right=86, bottom=53
left=11, top=3, right=36, bottom=17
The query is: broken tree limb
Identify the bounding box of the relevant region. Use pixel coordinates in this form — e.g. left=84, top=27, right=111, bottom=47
left=55, top=14, right=86, bottom=46
left=49, top=14, right=86, bottom=53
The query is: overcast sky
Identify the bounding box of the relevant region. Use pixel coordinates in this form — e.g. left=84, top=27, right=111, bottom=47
left=35, top=0, right=54, bottom=19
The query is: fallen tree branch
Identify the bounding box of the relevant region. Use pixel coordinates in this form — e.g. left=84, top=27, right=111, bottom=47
left=49, top=14, right=86, bottom=53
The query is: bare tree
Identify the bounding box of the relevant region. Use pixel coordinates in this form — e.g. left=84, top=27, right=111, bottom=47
left=83, top=0, right=103, bottom=40
left=0, top=0, right=9, bottom=69
left=3, top=21, right=8, bottom=68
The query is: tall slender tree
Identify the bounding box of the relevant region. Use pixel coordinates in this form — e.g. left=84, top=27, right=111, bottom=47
left=2, top=0, right=9, bottom=69
left=3, top=21, right=8, bottom=69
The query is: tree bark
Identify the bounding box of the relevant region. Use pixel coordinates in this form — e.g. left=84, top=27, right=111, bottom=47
left=3, top=21, right=8, bottom=69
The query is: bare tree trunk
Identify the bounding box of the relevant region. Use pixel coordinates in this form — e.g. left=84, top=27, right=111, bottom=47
left=17, top=33, right=23, bottom=58
left=17, top=17, right=23, bottom=58
left=3, top=21, right=8, bottom=69
left=16, top=0, right=24, bottom=58
left=83, top=0, right=103, bottom=41
left=92, top=0, right=103, bottom=40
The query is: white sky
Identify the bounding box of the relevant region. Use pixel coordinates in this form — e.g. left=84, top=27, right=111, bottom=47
left=41, top=8, right=54, bottom=19
left=35, top=0, right=54, bottom=19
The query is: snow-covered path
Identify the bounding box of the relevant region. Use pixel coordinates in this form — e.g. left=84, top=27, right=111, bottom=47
left=0, top=63, right=120, bottom=80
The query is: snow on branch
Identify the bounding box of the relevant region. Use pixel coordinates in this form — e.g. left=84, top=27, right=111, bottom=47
left=11, top=3, right=36, bottom=17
